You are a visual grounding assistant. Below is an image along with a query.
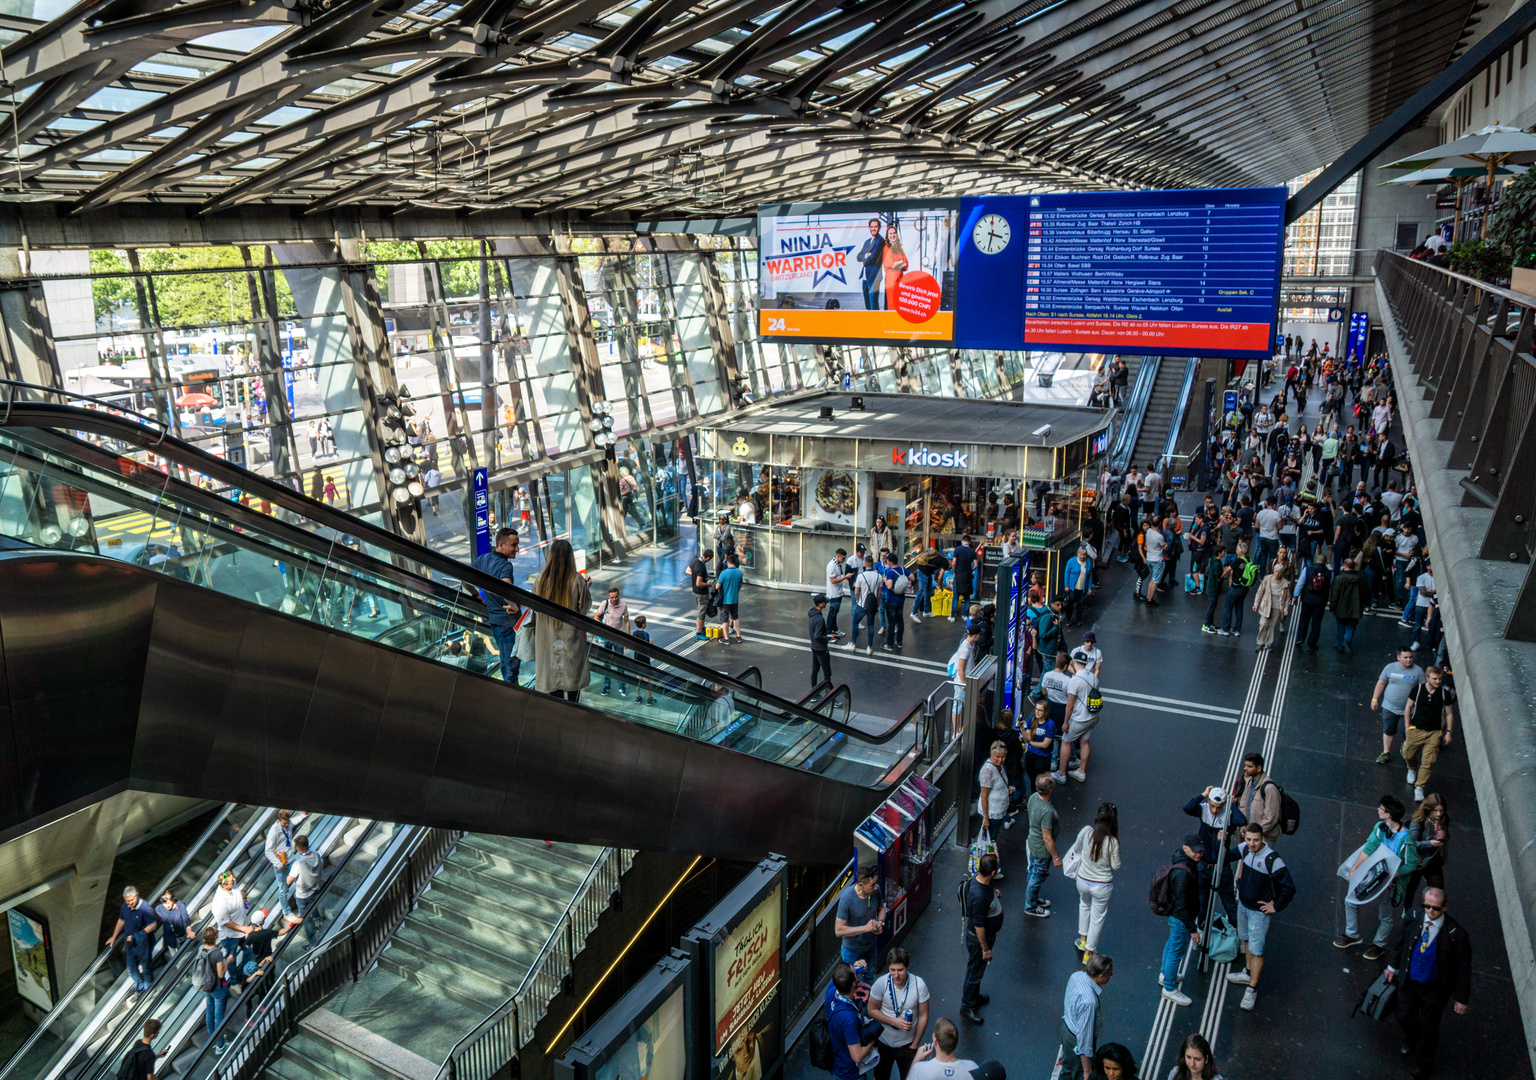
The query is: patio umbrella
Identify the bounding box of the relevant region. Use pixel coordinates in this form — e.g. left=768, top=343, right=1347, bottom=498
left=1380, top=158, right=1529, bottom=241
left=1378, top=125, right=1536, bottom=237
left=175, top=391, right=218, bottom=407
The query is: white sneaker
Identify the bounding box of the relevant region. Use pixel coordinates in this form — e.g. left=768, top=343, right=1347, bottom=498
left=911, top=613, right=922, bottom=622
left=1415, top=786, right=1425, bottom=801
left=841, top=642, right=857, bottom=650
left=1407, top=769, right=1416, bottom=784
left=1240, top=986, right=1257, bottom=1011
left=1068, top=770, right=1088, bottom=782
left=866, top=647, right=873, bottom=655
left=1226, top=970, right=1251, bottom=985
left=1161, top=987, right=1192, bottom=1007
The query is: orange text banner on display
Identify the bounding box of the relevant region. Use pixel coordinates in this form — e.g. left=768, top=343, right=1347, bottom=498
left=759, top=309, right=954, bottom=342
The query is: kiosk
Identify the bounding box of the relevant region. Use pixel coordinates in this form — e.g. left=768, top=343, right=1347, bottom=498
left=696, top=393, right=1110, bottom=593
left=852, top=774, right=941, bottom=952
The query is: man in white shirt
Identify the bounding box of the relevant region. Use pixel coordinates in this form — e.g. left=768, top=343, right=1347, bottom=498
left=1382, top=483, right=1405, bottom=520
left=1141, top=520, right=1166, bottom=606
left=1070, top=630, right=1103, bottom=678
left=1406, top=561, right=1436, bottom=639
left=825, top=549, right=851, bottom=641
left=844, top=563, right=884, bottom=655
left=1054, top=657, right=1101, bottom=784
left=286, top=836, right=323, bottom=944
left=211, top=872, right=255, bottom=964
left=905, top=1018, right=977, bottom=1080
left=1254, top=496, right=1282, bottom=574
left=866, top=948, right=931, bottom=1080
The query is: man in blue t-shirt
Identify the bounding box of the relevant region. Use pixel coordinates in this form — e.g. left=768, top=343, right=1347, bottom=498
left=106, top=886, right=159, bottom=993
left=471, top=527, right=522, bottom=683
left=826, top=963, right=877, bottom=1080
left=716, top=554, right=744, bottom=644
left=880, top=552, right=910, bottom=652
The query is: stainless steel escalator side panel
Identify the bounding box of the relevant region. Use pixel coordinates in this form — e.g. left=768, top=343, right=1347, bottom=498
left=0, top=553, right=886, bottom=865
left=0, top=557, right=158, bottom=835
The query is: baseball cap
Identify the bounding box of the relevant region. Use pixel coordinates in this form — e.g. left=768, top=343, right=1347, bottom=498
left=1082, top=629, right=1097, bottom=642
left=1207, top=786, right=1227, bottom=804
left=971, top=1063, right=1006, bottom=1080
left=1183, top=833, right=1205, bottom=853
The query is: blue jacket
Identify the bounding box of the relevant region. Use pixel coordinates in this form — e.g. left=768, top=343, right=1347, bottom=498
left=1064, top=557, right=1094, bottom=593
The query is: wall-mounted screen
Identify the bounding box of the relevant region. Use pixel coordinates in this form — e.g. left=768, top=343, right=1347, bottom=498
left=556, top=950, right=694, bottom=1080
left=757, top=202, right=960, bottom=345
left=9, top=909, right=56, bottom=1011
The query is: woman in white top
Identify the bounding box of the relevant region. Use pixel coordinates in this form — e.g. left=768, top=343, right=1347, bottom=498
left=1167, top=1032, right=1222, bottom=1080
left=977, top=742, right=1013, bottom=874
left=1069, top=802, right=1121, bottom=959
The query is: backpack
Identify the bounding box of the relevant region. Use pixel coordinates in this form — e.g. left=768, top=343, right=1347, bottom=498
left=808, top=1009, right=836, bottom=1070
left=190, top=949, right=219, bottom=993
left=860, top=573, right=880, bottom=614
left=1260, top=779, right=1302, bottom=836
left=1148, top=862, right=1180, bottom=917
left=1307, top=564, right=1331, bottom=598
left=1236, top=557, right=1260, bottom=588
left=117, top=1045, right=155, bottom=1080
left=1084, top=677, right=1103, bottom=714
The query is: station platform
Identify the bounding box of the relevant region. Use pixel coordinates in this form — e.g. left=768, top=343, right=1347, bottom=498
left=595, top=462, right=1532, bottom=1078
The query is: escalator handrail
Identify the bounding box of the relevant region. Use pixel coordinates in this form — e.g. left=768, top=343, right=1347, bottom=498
left=1158, top=357, right=1201, bottom=473
left=797, top=681, right=833, bottom=707
left=26, top=809, right=304, bottom=1080
left=170, top=821, right=387, bottom=1080
left=1108, top=355, right=1160, bottom=476
left=0, top=806, right=275, bottom=1080
left=735, top=666, right=762, bottom=690
left=0, top=397, right=914, bottom=746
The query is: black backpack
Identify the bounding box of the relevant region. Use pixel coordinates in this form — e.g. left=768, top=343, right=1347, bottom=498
left=1307, top=565, right=1331, bottom=598
left=116, top=1045, right=154, bottom=1080
left=1262, top=779, right=1302, bottom=836
left=1148, top=862, right=1179, bottom=917
left=808, top=1001, right=844, bottom=1070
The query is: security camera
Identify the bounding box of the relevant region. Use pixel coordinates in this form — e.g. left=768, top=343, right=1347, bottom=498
left=1032, top=423, right=1052, bottom=437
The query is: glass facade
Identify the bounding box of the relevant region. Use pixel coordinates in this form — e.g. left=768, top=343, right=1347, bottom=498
left=11, top=235, right=1028, bottom=572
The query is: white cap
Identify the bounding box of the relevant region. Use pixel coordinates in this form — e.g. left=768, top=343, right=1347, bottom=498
left=1208, top=787, right=1227, bottom=805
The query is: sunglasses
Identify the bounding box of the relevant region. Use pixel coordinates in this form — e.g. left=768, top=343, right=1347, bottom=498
left=1422, top=903, right=1444, bottom=912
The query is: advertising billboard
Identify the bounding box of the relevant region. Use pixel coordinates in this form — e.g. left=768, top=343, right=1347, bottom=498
left=683, top=857, right=787, bottom=1080
left=9, top=909, right=56, bottom=1011
left=556, top=950, right=694, bottom=1080
left=757, top=203, right=960, bottom=345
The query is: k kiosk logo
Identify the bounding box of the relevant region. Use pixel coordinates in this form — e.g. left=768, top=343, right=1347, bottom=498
left=892, top=445, right=970, bottom=468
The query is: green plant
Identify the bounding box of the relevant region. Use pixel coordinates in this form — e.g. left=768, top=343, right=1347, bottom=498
left=1447, top=238, right=1513, bottom=282
left=1489, top=169, right=1536, bottom=270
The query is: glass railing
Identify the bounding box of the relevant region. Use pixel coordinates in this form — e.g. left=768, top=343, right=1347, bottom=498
left=0, top=401, right=919, bottom=791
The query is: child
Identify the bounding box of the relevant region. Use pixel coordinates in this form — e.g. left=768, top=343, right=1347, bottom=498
left=630, top=615, right=658, bottom=704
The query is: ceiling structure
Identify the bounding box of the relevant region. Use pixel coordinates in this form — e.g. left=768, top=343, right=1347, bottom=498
left=0, top=0, right=1486, bottom=219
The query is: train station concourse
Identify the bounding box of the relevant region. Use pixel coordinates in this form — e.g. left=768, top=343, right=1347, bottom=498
left=1, top=1, right=1535, bottom=1080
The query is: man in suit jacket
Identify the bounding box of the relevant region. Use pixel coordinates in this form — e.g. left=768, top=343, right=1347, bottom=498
left=1384, top=888, right=1471, bottom=1079
left=856, top=219, right=886, bottom=310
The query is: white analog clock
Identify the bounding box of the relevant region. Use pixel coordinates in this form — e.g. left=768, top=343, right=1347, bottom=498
left=972, top=213, right=1011, bottom=255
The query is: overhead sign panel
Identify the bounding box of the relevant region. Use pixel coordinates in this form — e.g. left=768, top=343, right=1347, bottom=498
left=757, top=201, right=960, bottom=345
left=756, top=188, right=1285, bottom=358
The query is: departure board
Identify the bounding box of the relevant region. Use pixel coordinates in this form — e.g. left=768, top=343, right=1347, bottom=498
left=1017, top=188, right=1285, bottom=357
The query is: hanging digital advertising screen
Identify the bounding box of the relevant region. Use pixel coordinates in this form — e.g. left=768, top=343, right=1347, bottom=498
left=757, top=202, right=961, bottom=345
left=556, top=950, right=695, bottom=1080
left=755, top=187, right=1285, bottom=359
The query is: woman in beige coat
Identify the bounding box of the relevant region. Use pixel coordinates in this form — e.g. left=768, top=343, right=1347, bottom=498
left=1251, top=559, right=1291, bottom=652
left=533, top=539, right=592, bottom=700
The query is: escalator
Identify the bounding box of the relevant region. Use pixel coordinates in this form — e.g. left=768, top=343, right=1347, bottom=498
left=1, top=798, right=405, bottom=1080
left=1127, top=357, right=1192, bottom=471
left=0, top=395, right=923, bottom=866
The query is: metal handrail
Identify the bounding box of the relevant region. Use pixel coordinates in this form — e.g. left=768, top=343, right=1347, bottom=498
left=1108, top=356, right=1160, bottom=476
left=217, top=826, right=461, bottom=1080
left=1158, top=357, right=1200, bottom=477
left=436, top=846, right=636, bottom=1080
left=0, top=396, right=917, bottom=748
left=0, top=807, right=275, bottom=1080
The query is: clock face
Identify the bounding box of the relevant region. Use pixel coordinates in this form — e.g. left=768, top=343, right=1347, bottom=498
left=972, top=213, right=1011, bottom=255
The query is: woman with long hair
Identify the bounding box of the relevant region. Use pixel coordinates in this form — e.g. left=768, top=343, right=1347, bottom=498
left=1091, top=1043, right=1139, bottom=1080
left=1406, top=793, right=1450, bottom=903
left=533, top=539, right=592, bottom=701
left=1069, top=801, right=1121, bottom=961
left=882, top=224, right=908, bottom=310
left=1166, top=1033, right=1222, bottom=1080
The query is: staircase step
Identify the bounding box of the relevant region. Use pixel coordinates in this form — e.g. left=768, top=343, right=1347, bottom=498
left=420, top=872, right=568, bottom=936
left=375, top=936, right=519, bottom=1013
left=454, top=835, right=600, bottom=887
left=439, top=847, right=588, bottom=905
left=296, top=1016, right=436, bottom=1080
left=398, top=902, right=547, bottom=969
left=392, top=913, right=539, bottom=981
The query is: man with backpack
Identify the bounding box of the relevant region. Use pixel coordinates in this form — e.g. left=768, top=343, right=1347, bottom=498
left=118, top=1019, right=163, bottom=1080
left=190, top=927, right=230, bottom=1056
left=1294, top=548, right=1331, bottom=651
left=1219, top=541, right=1258, bottom=637
left=844, top=560, right=884, bottom=656
left=1053, top=656, right=1102, bottom=785
left=1329, top=554, right=1370, bottom=653
left=687, top=549, right=713, bottom=641
left=1225, top=821, right=1297, bottom=1011
left=880, top=551, right=911, bottom=652
left=1231, top=753, right=1283, bottom=840
left=820, top=962, right=881, bottom=1080
left=1154, top=835, right=1206, bottom=1006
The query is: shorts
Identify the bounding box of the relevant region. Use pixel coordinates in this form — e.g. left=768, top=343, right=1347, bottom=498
left=1236, top=903, right=1271, bottom=956
left=1382, top=709, right=1403, bottom=737
left=721, top=603, right=739, bottom=619
left=694, top=592, right=711, bottom=611
left=1063, top=719, right=1098, bottom=743
left=1149, top=560, right=1167, bottom=583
